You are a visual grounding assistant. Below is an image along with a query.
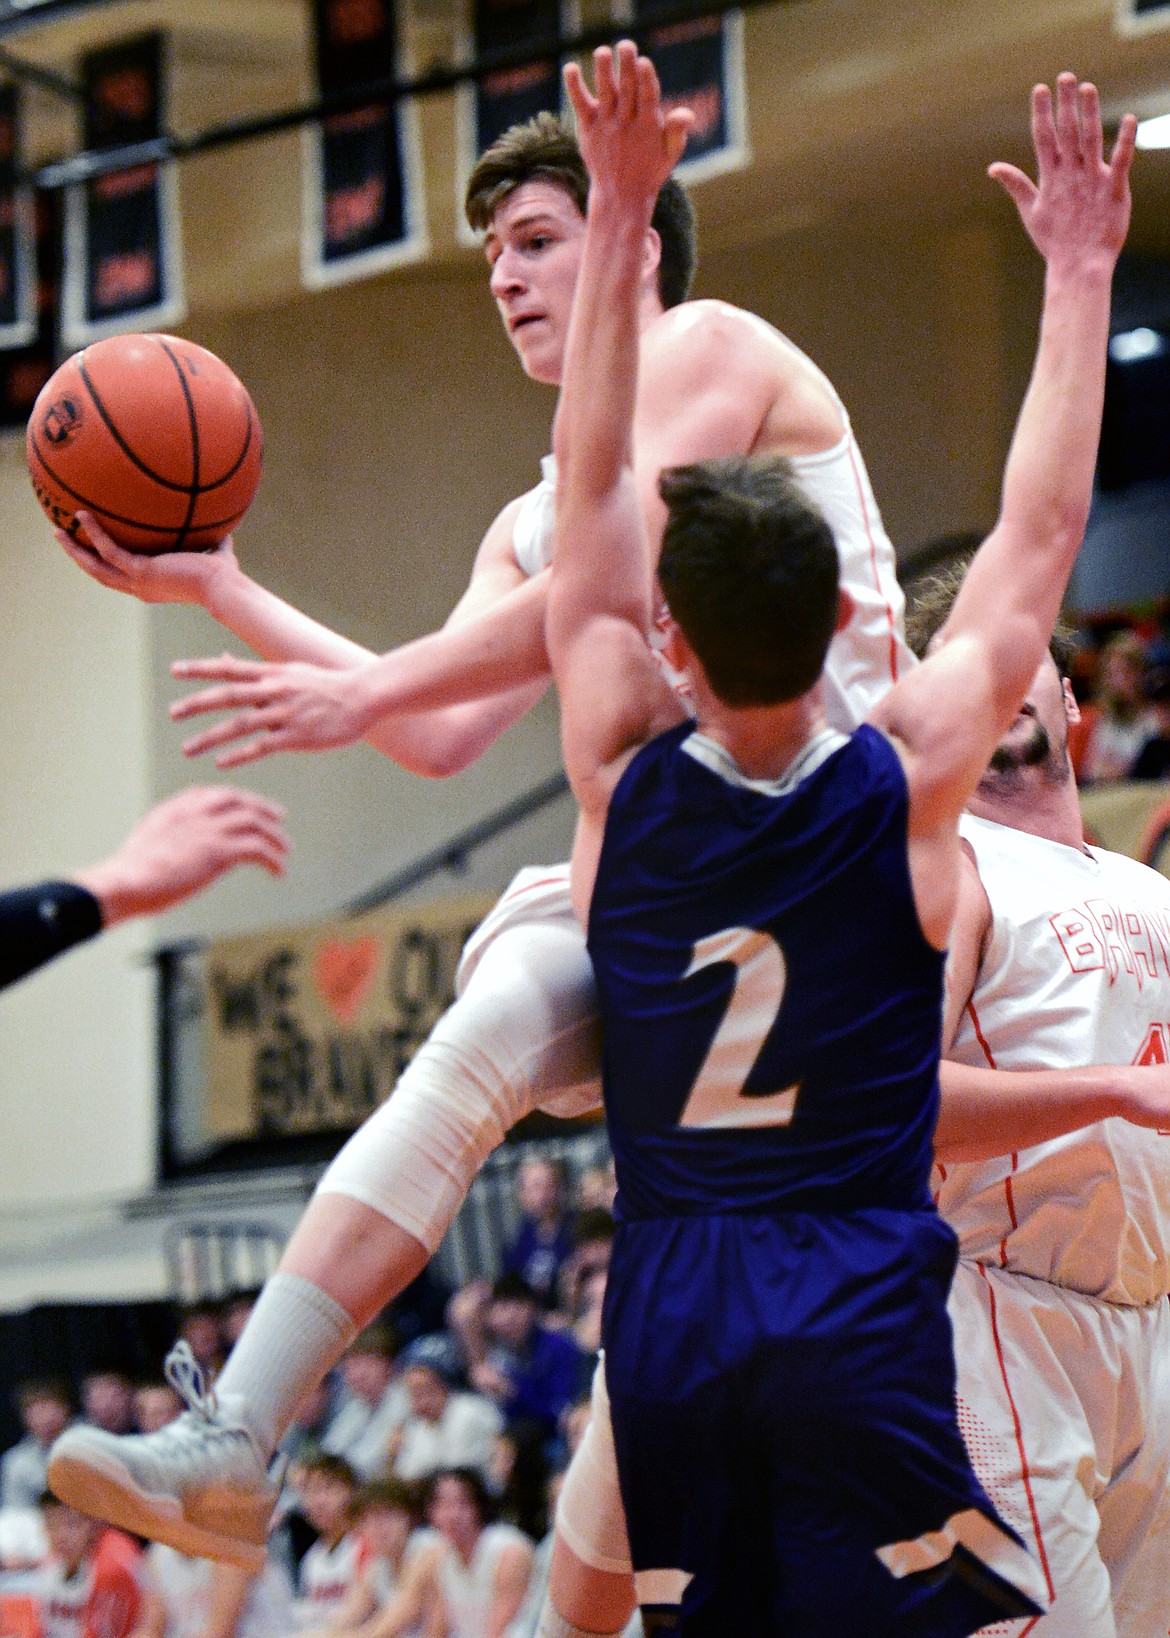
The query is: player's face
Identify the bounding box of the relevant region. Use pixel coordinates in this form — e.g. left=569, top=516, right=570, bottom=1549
left=43, top=1504, right=97, bottom=1574
left=484, top=182, right=587, bottom=385
left=428, top=1475, right=482, bottom=1552
left=984, top=654, right=1075, bottom=787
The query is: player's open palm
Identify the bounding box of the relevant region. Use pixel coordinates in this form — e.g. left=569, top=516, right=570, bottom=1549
left=56, top=508, right=237, bottom=607
left=564, top=41, right=693, bottom=205
left=77, top=786, right=290, bottom=923
left=170, top=653, right=378, bottom=767
left=990, top=75, right=1136, bottom=274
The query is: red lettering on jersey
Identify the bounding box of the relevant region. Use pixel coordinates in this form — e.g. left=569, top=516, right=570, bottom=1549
left=1084, top=899, right=1138, bottom=984
left=1134, top=1023, right=1168, bottom=1066
left=1050, top=907, right=1105, bottom=973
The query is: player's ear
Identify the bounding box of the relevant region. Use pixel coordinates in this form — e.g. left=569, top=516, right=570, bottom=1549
left=1061, top=676, right=1081, bottom=725
left=834, top=587, right=855, bottom=634
left=642, top=226, right=663, bottom=296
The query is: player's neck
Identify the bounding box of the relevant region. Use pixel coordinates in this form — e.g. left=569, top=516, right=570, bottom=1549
left=966, top=774, right=1087, bottom=854
left=696, top=688, right=827, bottom=782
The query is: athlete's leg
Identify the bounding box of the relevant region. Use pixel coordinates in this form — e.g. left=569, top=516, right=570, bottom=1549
left=49, top=882, right=602, bottom=1558
left=1082, top=1296, right=1170, bottom=1638
left=541, top=1361, right=636, bottom=1636
left=950, top=1261, right=1116, bottom=1638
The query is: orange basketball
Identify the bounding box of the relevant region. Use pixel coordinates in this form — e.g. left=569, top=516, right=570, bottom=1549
left=26, top=333, right=262, bottom=553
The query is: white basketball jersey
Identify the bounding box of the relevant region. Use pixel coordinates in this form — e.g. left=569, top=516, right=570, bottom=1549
left=297, top=1533, right=364, bottom=1621
left=934, top=813, right=1170, bottom=1304
left=437, top=1523, right=530, bottom=1638
left=509, top=415, right=911, bottom=734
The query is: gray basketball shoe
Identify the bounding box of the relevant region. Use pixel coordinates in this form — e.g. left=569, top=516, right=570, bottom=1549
left=47, top=1341, right=277, bottom=1570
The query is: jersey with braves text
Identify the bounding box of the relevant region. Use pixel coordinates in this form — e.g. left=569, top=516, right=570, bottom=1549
left=512, top=395, right=910, bottom=730
left=588, top=722, right=945, bottom=1218
left=934, top=813, right=1170, bottom=1304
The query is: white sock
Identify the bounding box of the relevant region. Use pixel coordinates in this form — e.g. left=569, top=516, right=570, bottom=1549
left=214, top=1271, right=356, bottom=1457
left=535, top=1602, right=627, bottom=1638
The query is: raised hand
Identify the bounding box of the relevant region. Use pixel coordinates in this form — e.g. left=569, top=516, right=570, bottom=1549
left=74, top=786, right=290, bottom=924
left=990, top=75, right=1136, bottom=273
left=563, top=41, right=694, bottom=202
left=170, top=653, right=379, bottom=768
left=55, top=509, right=237, bottom=608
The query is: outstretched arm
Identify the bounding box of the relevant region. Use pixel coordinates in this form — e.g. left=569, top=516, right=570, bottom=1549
left=872, top=76, right=1135, bottom=940
left=61, top=506, right=549, bottom=778
left=547, top=45, right=692, bottom=912
left=0, top=785, right=289, bottom=991
left=168, top=572, right=551, bottom=771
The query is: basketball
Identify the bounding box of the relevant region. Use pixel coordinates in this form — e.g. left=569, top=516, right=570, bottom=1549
left=26, top=333, right=262, bottom=553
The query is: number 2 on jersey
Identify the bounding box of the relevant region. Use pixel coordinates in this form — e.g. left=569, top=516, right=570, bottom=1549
left=678, top=926, right=800, bottom=1129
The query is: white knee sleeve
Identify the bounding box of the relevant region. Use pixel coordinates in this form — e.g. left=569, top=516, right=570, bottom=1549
left=556, top=1360, right=633, bottom=1577
left=316, top=914, right=601, bottom=1253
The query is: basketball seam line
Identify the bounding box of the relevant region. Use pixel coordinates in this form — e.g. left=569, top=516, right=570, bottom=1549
left=160, top=338, right=200, bottom=551
left=29, top=434, right=251, bottom=535
left=75, top=346, right=254, bottom=496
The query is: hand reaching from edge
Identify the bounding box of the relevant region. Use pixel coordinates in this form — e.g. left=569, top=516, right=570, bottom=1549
left=74, top=786, right=290, bottom=925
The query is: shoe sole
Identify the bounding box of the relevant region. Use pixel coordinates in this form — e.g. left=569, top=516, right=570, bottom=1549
left=48, top=1448, right=268, bottom=1572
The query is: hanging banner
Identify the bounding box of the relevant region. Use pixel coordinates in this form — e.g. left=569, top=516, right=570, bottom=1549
left=623, top=0, right=747, bottom=184
left=1117, top=0, right=1170, bottom=35
left=0, top=188, right=59, bottom=430
left=303, top=0, right=426, bottom=290
left=196, top=893, right=494, bottom=1157
left=61, top=31, right=184, bottom=348
left=0, top=83, right=36, bottom=350
left=455, top=0, right=575, bottom=246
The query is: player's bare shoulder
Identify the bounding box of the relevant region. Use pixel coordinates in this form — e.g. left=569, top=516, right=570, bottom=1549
left=641, top=299, right=844, bottom=457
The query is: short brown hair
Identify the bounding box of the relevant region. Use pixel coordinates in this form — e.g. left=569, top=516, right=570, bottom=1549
left=465, top=111, right=697, bottom=309
left=657, top=456, right=840, bottom=706
left=903, top=556, right=1077, bottom=677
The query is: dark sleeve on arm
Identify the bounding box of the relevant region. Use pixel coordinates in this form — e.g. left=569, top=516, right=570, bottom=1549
left=0, top=881, right=104, bottom=991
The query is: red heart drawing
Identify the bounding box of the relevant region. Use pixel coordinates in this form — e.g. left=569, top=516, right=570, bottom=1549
left=313, top=935, right=381, bottom=1026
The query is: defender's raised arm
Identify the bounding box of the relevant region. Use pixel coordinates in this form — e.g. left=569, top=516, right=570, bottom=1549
left=547, top=46, right=691, bottom=900
left=873, top=76, right=1135, bottom=943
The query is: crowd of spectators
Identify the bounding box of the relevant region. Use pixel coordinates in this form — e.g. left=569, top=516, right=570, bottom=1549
left=1066, top=606, right=1170, bottom=783
left=0, top=1152, right=636, bottom=1638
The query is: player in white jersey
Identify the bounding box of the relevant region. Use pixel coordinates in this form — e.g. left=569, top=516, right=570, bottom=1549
left=136, top=1544, right=295, bottom=1638
left=905, top=566, right=1170, bottom=1637
left=48, top=103, right=907, bottom=1638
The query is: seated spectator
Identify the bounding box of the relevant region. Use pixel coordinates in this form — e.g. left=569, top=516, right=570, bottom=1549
left=470, top=1276, right=583, bottom=1440
left=391, top=1339, right=501, bottom=1486
left=220, top=1294, right=261, bottom=1354
left=1080, top=629, right=1158, bottom=783
left=296, top=1479, right=427, bottom=1637
left=80, top=1371, right=134, bottom=1438
left=27, top=1492, right=142, bottom=1638
left=574, top=1161, right=616, bottom=1214
left=293, top=1455, right=362, bottom=1628
left=131, top=1383, right=181, bottom=1436
left=329, top=1473, right=534, bottom=1638
left=555, top=1208, right=614, bottom=1318
left=322, top=1327, right=408, bottom=1480
left=1132, top=668, right=1170, bottom=780
left=1, top=1380, right=73, bottom=1510
left=421, top=1469, right=532, bottom=1638
left=174, top=1307, right=226, bottom=1384
left=502, top=1160, right=574, bottom=1311
left=131, top=1544, right=294, bottom=1638
left=281, top=1379, right=337, bottom=1467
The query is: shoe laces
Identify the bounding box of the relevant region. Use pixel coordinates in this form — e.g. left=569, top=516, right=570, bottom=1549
left=164, top=1340, right=219, bottom=1421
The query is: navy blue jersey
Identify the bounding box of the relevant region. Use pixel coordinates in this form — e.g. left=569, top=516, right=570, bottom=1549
left=587, top=722, right=946, bottom=1220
